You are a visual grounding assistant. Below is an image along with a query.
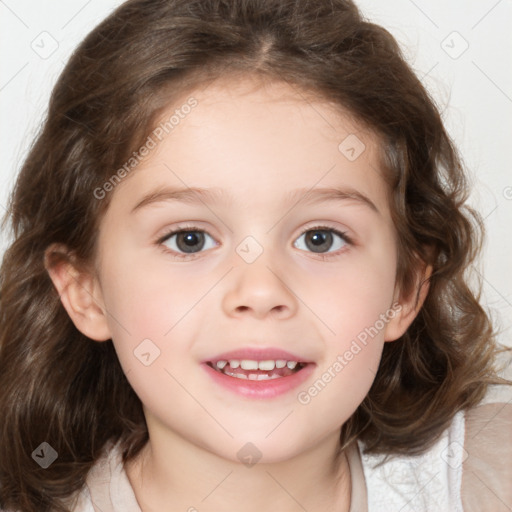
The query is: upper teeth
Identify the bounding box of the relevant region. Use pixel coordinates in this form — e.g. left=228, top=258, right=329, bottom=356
left=215, top=360, right=299, bottom=371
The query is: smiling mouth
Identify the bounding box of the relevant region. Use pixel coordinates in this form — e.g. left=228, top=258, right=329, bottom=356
left=206, top=360, right=309, bottom=380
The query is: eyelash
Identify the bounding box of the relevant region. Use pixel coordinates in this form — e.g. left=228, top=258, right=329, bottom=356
left=156, top=224, right=353, bottom=261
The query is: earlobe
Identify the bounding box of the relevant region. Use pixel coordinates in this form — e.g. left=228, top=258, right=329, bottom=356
left=44, top=244, right=111, bottom=342
left=384, top=263, right=433, bottom=342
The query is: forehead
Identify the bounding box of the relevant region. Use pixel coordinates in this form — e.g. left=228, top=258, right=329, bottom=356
left=179, top=74, right=374, bottom=149
left=109, top=75, right=390, bottom=216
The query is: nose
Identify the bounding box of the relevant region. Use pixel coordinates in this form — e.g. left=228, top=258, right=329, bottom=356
left=222, top=255, right=298, bottom=320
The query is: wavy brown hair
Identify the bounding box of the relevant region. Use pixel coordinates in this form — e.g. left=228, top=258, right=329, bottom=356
left=1, top=0, right=510, bottom=510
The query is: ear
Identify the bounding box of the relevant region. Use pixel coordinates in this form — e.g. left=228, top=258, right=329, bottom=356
left=44, top=244, right=111, bottom=342
left=384, top=260, right=433, bottom=342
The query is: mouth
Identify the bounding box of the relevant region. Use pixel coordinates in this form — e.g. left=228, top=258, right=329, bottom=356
left=205, top=359, right=311, bottom=380
left=201, top=347, right=315, bottom=398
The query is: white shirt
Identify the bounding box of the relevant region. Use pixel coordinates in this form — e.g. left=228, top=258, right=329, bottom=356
left=68, top=388, right=512, bottom=511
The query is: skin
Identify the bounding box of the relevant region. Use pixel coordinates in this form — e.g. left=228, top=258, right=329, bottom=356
left=46, top=75, right=430, bottom=512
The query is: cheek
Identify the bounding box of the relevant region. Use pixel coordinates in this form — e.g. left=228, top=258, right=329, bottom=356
left=98, top=246, right=214, bottom=389
left=297, top=326, right=384, bottom=431
left=101, top=263, right=197, bottom=412
left=99, top=239, right=203, bottom=336
left=293, top=237, right=396, bottom=412
left=295, top=242, right=397, bottom=339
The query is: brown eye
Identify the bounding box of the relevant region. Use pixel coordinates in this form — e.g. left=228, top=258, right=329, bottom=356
left=294, top=227, right=350, bottom=255
left=160, top=228, right=217, bottom=257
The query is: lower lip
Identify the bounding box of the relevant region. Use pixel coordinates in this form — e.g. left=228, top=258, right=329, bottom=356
left=201, top=363, right=316, bottom=399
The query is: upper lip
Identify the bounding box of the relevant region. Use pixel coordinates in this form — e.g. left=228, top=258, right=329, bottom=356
left=202, top=347, right=313, bottom=364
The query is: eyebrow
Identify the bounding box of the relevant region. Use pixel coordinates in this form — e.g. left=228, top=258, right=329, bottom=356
left=130, top=185, right=380, bottom=215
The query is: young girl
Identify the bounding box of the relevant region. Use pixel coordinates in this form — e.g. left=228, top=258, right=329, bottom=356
left=0, top=0, right=511, bottom=511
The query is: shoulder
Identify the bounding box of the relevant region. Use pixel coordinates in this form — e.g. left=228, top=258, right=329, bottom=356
left=358, top=348, right=512, bottom=512
left=71, top=439, right=141, bottom=512
left=462, top=381, right=512, bottom=512
left=358, top=409, right=466, bottom=512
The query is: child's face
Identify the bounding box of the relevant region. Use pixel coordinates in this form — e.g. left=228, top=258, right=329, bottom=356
left=90, top=76, right=415, bottom=462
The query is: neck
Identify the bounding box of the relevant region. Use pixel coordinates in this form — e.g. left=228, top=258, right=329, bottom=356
left=126, top=426, right=352, bottom=512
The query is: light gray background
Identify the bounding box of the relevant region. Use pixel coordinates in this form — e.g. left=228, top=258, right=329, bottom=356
left=1, top=0, right=511, bottom=346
